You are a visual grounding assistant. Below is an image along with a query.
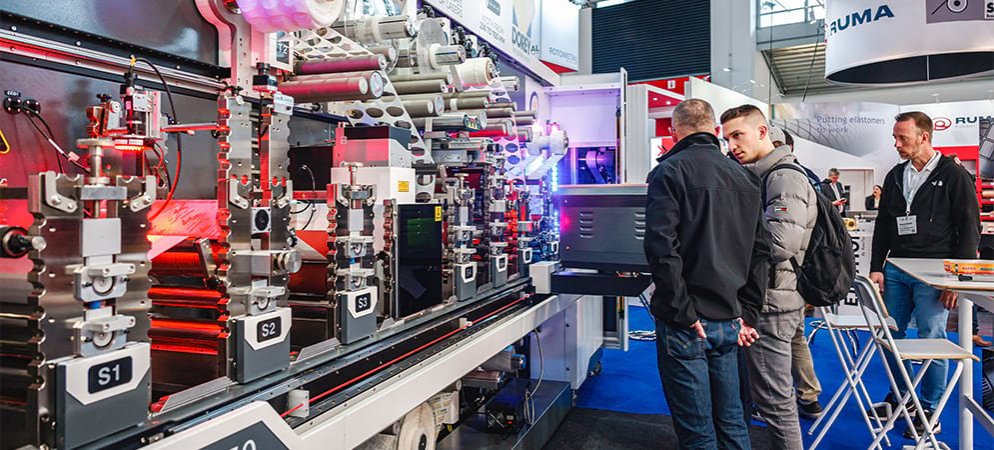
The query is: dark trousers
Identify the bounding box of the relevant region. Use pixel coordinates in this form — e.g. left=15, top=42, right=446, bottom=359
left=656, top=318, right=752, bottom=450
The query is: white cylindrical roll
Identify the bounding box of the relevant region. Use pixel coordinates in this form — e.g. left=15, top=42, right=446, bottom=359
left=397, top=404, right=437, bottom=450
left=456, top=58, right=496, bottom=88
left=500, top=76, right=520, bottom=92
left=238, top=0, right=345, bottom=33
left=333, top=15, right=415, bottom=45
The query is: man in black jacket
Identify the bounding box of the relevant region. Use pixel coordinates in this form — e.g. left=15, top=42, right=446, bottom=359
left=869, top=111, right=981, bottom=437
left=644, top=98, right=770, bottom=449
left=821, top=168, right=848, bottom=214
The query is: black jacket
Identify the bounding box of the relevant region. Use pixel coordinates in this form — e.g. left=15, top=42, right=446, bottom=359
left=822, top=179, right=848, bottom=212
left=870, top=155, right=981, bottom=272
left=865, top=195, right=880, bottom=211
left=644, top=133, right=770, bottom=328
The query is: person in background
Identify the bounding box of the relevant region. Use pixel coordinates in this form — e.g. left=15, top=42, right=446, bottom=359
left=644, top=99, right=769, bottom=449
left=822, top=168, right=848, bottom=214
left=865, top=185, right=883, bottom=211
left=948, top=155, right=991, bottom=346
left=723, top=106, right=816, bottom=450
left=869, top=111, right=981, bottom=437
left=768, top=126, right=824, bottom=419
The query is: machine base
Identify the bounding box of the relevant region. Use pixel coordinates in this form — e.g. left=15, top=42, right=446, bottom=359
left=437, top=379, right=571, bottom=450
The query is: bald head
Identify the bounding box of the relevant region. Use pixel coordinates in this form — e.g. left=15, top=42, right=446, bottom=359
left=672, top=99, right=717, bottom=142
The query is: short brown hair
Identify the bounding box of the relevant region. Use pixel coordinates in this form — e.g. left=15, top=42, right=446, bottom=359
left=673, top=99, right=716, bottom=131
left=895, top=111, right=933, bottom=141
left=720, top=104, right=768, bottom=125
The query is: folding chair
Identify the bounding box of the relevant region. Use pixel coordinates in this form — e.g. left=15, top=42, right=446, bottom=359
left=855, top=276, right=978, bottom=450
left=808, top=279, right=897, bottom=450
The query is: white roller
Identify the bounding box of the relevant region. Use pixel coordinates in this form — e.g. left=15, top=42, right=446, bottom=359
left=456, top=58, right=496, bottom=88
left=238, top=0, right=345, bottom=33
left=398, top=404, right=437, bottom=450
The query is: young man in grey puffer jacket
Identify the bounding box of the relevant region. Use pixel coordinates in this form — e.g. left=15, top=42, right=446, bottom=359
left=722, top=104, right=818, bottom=450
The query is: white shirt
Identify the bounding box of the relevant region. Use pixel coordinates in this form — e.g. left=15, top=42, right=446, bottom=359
left=902, top=151, right=941, bottom=210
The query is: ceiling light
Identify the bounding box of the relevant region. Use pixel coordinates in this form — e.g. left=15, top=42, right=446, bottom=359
left=749, top=79, right=756, bottom=84
left=722, top=67, right=732, bottom=72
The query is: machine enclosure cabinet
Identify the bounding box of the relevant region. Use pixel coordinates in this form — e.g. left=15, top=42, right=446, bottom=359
left=553, top=184, right=648, bottom=272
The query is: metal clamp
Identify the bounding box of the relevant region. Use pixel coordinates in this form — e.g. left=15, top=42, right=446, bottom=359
left=74, top=308, right=135, bottom=356
left=68, top=262, right=135, bottom=303
left=128, top=175, right=158, bottom=212
left=43, top=173, right=78, bottom=213
left=228, top=180, right=250, bottom=209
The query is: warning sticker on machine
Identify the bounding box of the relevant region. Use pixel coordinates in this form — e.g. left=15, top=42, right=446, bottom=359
left=435, top=206, right=443, bottom=222
left=399, top=181, right=410, bottom=193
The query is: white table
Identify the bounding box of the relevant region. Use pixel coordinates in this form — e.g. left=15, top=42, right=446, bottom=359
left=887, top=258, right=994, bottom=450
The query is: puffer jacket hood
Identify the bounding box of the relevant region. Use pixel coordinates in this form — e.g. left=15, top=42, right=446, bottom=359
left=745, top=145, right=817, bottom=313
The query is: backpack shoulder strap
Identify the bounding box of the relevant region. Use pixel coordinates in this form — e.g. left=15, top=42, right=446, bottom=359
left=761, top=163, right=807, bottom=205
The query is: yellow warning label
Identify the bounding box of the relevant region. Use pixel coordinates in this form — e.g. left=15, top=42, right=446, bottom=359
left=398, top=181, right=410, bottom=193
left=434, top=206, right=443, bottom=222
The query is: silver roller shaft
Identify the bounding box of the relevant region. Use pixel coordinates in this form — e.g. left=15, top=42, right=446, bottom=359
left=430, top=44, right=467, bottom=67
left=413, top=112, right=472, bottom=130
left=447, top=97, right=490, bottom=111
left=460, top=107, right=513, bottom=119
left=391, top=72, right=453, bottom=84
left=392, top=80, right=447, bottom=95
left=402, top=96, right=445, bottom=117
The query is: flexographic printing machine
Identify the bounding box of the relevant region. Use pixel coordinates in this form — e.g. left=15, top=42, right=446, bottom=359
left=0, top=1, right=645, bottom=449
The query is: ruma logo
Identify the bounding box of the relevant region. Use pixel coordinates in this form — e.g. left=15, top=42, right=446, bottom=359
left=828, top=4, right=895, bottom=35
left=934, top=117, right=952, bottom=131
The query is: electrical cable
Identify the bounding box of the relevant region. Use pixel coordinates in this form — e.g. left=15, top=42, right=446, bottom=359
left=523, top=329, right=544, bottom=426
left=23, top=113, right=63, bottom=173
left=291, top=164, right=317, bottom=229
left=134, top=57, right=182, bottom=221
left=23, top=108, right=90, bottom=173
left=151, top=143, right=172, bottom=189
left=290, top=164, right=316, bottom=214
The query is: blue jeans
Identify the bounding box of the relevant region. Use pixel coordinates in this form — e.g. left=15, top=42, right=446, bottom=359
left=883, top=263, right=949, bottom=410
left=656, top=318, right=751, bottom=450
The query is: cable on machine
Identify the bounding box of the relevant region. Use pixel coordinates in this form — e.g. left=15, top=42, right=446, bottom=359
left=21, top=107, right=90, bottom=174
left=131, top=56, right=183, bottom=221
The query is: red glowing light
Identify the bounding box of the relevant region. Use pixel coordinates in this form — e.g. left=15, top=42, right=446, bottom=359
left=114, top=144, right=147, bottom=152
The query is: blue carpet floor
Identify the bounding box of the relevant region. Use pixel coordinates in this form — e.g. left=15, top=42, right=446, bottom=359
left=574, top=306, right=994, bottom=450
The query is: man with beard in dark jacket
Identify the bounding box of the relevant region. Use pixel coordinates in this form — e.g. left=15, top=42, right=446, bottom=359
left=644, top=98, right=770, bottom=450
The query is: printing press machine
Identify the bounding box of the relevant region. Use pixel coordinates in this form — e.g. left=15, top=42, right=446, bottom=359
left=0, top=2, right=643, bottom=449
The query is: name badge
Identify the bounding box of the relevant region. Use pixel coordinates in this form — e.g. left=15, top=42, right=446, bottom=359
left=897, top=215, right=917, bottom=236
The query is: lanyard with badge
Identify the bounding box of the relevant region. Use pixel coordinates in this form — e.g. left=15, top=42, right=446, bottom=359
left=898, top=178, right=918, bottom=236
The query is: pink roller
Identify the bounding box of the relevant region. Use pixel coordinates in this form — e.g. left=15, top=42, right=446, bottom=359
left=280, top=76, right=370, bottom=102
left=296, top=55, right=387, bottom=75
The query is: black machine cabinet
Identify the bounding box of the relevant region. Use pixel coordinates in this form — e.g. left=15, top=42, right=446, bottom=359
left=553, top=184, right=648, bottom=273
left=396, top=204, right=445, bottom=317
